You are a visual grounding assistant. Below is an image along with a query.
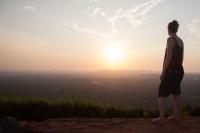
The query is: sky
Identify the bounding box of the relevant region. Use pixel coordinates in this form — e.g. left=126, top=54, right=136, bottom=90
left=0, top=0, right=200, bottom=72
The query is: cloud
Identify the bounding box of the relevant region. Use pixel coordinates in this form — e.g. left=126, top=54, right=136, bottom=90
left=24, top=6, right=36, bottom=11
left=109, top=0, right=163, bottom=27
left=63, top=22, right=69, bottom=27
left=187, top=18, right=200, bottom=38
left=78, top=0, right=99, bottom=2
left=64, top=0, right=163, bottom=40
left=64, top=21, right=116, bottom=40
left=88, top=8, right=106, bottom=17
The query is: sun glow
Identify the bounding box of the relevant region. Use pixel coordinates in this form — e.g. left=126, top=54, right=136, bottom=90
left=103, top=41, right=126, bottom=68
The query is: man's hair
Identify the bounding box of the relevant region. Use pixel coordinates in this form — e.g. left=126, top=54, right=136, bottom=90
left=168, top=20, right=179, bottom=33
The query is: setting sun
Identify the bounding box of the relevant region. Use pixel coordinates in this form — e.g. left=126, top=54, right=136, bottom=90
left=102, top=41, right=126, bottom=68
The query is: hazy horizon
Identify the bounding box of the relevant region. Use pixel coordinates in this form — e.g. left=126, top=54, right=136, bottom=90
left=1, top=69, right=200, bottom=108
left=1, top=69, right=200, bottom=75
left=1, top=0, right=200, bottom=73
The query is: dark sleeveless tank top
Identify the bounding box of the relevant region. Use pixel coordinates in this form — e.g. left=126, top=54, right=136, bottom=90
left=164, top=36, right=184, bottom=74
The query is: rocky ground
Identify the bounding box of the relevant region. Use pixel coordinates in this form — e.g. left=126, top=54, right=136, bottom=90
left=21, top=116, right=200, bottom=133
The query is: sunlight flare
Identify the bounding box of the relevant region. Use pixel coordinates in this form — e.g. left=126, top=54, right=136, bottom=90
left=102, top=40, right=126, bottom=68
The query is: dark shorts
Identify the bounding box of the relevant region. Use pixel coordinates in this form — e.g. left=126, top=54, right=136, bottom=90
left=158, top=69, right=184, bottom=97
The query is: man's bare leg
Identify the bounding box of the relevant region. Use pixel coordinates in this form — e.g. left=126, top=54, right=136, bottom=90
left=152, top=97, right=166, bottom=125
left=171, top=95, right=181, bottom=120
left=159, top=97, right=166, bottom=121
left=152, top=97, right=166, bottom=126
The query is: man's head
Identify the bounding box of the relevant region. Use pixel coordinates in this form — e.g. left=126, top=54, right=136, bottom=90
left=168, top=20, right=179, bottom=36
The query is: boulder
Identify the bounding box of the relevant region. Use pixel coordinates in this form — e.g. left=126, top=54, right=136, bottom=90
left=0, top=117, right=20, bottom=133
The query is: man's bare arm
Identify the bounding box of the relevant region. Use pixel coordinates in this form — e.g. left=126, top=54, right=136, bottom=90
left=161, top=37, right=175, bottom=76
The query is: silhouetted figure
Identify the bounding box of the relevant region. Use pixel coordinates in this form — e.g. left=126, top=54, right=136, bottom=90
left=152, top=20, right=184, bottom=126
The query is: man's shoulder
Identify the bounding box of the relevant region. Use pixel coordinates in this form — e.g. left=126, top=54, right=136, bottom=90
left=167, top=36, right=176, bottom=45
left=168, top=36, right=184, bottom=48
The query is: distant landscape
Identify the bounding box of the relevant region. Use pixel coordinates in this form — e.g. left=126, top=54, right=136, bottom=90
left=0, top=70, right=199, bottom=108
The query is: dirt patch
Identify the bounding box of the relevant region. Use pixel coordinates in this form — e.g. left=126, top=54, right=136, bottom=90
left=21, top=116, right=200, bottom=133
